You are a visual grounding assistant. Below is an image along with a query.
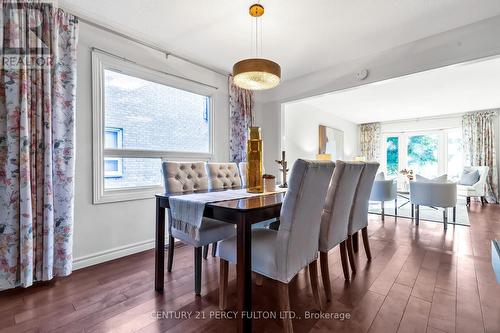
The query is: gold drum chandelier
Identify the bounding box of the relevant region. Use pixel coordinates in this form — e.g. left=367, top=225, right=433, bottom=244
left=233, top=3, right=281, bottom=90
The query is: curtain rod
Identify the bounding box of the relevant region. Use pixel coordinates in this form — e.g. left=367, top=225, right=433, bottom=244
left=92, top=47, right=219, bottom=91
left=66, top=10, right=229, bottom=78
left=379, top=113, right=465, bottom=125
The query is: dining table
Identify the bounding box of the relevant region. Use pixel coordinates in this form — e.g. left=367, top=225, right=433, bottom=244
left=154, top=188, right=286, bottom=333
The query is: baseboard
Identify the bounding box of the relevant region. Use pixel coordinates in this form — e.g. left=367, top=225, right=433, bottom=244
left=73, top=239, right=156, bottom=270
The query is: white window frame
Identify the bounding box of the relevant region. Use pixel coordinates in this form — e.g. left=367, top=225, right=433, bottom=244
left=104, top=127, right=123, bottom=178
left=92, top=50, right=215, bottom=204
left=380, top=128, right=462, bottom=179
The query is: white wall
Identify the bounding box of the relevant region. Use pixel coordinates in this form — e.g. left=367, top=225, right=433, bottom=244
left=283, top=102, right=358, bottom=168
left=254, top=15, right=500, bottom=178
left=73, top=23, right=229, bottom=269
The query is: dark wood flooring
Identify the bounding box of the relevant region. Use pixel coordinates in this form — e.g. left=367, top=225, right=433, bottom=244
left=1, top=202, right=500, bottom=332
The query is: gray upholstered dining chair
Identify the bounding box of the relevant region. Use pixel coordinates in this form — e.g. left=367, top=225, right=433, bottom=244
left=238, top=161, right=248, bottom=187
left=238, top=162, right=276, bottom=230
left=319, top=161, right=365, bottom=301
left=238, top=161, right=267, bottom=186
left=162, top=161, right=236, bottom=295
left=217, top=159, right=335, bottom=333
left=346, top=162, right=379, bottom=274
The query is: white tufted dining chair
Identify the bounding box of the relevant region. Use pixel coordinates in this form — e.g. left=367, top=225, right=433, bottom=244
left=318, top=161, right=365, bottom=301
left=347, top=162, right=379, bottom=273
left=217, top=159, right=335, bottom=333
left=206, top=162, right=242, bottom=190
left=162, top=161, right=236, bottom=295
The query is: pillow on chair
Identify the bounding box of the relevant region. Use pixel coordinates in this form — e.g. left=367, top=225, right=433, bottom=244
left=415, top=174, right=448, bottom=183
left=458, top=169, right=480, bottom=186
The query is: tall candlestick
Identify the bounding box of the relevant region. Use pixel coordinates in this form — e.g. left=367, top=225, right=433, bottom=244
left=275, top=150, right=289, bottom=188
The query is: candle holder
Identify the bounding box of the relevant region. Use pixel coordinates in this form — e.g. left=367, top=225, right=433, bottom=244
left=275, top=150, right=289, bottom=188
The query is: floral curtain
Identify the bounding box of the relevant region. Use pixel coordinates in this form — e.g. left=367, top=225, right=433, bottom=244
left=462, top=110, right=499, bottom=203
left=229, top=75, right=254, bottom=163
left=0, top=2, right=78, bottom=290
left=360, top=122, right=381, bottom=161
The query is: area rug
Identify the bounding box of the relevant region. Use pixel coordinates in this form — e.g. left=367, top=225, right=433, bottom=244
left=368, top=196, right=470, bottom=226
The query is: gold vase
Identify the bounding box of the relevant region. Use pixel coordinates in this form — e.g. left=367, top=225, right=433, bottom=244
left=246, top=127, right=263, bottom=193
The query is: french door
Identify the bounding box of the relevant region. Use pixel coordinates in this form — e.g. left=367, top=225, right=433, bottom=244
left=381, top=128, right=463, bottom=180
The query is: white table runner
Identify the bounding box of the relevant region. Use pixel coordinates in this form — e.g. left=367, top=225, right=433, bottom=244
left=169, top=188, right=286, bottom=240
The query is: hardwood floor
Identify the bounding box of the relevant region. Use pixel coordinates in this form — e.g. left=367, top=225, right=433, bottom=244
left=1, top=202, right=500, bottom=332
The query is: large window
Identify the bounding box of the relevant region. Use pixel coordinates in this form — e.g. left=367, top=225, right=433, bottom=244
left=382, top=129, right=463, bottom=180
left=93, top=51, right=215, bottom=203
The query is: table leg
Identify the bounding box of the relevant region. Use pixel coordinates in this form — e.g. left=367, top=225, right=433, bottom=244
left=155, top=198, right=166, bottom=292
left=411, top=204, right=414, bottom=220
left=237, top=213, right=252, bottom=333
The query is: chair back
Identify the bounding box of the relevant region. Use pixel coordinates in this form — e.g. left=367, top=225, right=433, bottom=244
left=238, top=161, right=266, bottom=188
left=275, top=159, right=335, bottom=282
left=162, top=161, right=208, bottom=193
left=207, top=162, right=242, bottom=190
left=410, top=181, right=457, bottom=208
left=319, top=161, right=365, bottom=252
left=348, top=162, right=380, bottom=235
left=465, top=166, right=489, bottom=195
left=238, top=162, right=247, bottom=187
left=473, top=166, right=490, bottom=184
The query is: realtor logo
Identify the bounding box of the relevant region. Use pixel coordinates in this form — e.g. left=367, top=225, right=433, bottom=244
left=1, top=1, right=59, bottom=69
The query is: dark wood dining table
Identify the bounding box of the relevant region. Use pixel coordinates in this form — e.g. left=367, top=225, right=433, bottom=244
left=154, top=189, right=285, bottom=333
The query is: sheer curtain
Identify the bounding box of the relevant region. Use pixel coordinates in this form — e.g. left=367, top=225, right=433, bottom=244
left=0, top=2, right=79, bottom=290
left=228, top=76, right=254, bottom=163
left=360, top=122, right=381, bottom=161
left=462, top=110, right=499, bottom=203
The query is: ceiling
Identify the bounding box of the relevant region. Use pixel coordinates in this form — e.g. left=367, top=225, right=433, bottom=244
left=294, top=56, right=500, bottom=124
left=61, top=0, right=500, bottom=81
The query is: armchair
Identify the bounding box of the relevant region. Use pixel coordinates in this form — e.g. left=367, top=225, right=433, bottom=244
left=457, top=166, right=490, bottom=205
left=369, top=178, right=397, bottom=221
left=410, top=181, right=457, bottom=229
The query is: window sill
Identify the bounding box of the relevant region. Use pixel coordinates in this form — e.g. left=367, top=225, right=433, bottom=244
left=93, top=185, right=163, bottom=204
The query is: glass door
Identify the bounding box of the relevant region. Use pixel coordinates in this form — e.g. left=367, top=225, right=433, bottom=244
left=407, top=133, right=439, bottom=178
left=446, top=128, right=464, bottom=181
left=385, top=136, right=399, bottom=177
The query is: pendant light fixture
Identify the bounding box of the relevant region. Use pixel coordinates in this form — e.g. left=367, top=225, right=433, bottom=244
left=233, top=3, right=281, bottom=90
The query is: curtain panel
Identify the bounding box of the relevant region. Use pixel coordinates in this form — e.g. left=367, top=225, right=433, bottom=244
left=228, top=76, right=254, bottom=163
left=360, top=122, right=381, bottom=161
left=462, top=110, right=499, bottom=203
left=0, top=2, right=79, bottom=290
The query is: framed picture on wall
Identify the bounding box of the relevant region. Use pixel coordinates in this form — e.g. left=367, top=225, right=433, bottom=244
left=318, top=125, right=344, bottom=160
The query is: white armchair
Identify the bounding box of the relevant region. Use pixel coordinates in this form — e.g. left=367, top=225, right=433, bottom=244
left=410, top=181, right=457, bottom=229
left=370, top=178, right=397, bottom=221
left=457, top=166, right=490, bottom=205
